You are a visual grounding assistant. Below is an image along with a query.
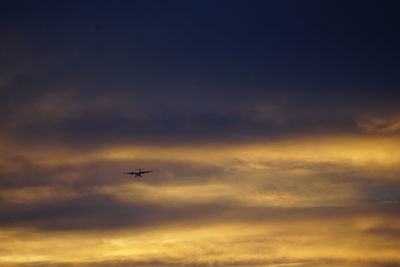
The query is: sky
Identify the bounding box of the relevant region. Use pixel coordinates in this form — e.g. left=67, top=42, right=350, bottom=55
left=1, top=1, right=400, bottom=266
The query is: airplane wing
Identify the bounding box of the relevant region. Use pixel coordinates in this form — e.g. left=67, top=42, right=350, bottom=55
left=123, top=172, right=135, bottom=175
left=142, top=171, right=153, bottom=174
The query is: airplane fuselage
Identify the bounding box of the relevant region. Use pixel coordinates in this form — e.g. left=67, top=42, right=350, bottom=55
left=124, top=169, right=153, bottom=178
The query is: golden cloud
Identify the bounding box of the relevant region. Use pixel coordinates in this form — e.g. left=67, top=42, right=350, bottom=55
left=1, top=135, right=399, bottom=266
left=0, top=214, right=399, bottom=266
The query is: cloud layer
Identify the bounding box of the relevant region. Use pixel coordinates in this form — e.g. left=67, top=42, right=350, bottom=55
left=1, top=137, right=400, bottom=265
left=1, top=1, right=400, bottom=265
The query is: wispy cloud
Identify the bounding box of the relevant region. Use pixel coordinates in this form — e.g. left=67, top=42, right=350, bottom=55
left=358, top=115, right=400, bottom=134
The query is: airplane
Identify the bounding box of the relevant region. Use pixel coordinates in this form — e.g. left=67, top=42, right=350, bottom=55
left=123, top=168, right=153, bottom=178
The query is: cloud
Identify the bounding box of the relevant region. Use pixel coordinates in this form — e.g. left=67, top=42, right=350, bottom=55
left=1, top=184, right=399, bottom=231
left=2, top=137, right=399, bottom=229
left=358, top=115, right=400, bottom=134
left=0, top=192, right=236, bottom=230
left=0, top=210, right=400, bottom=265
left=0, top=186, right=77, bottom=204
left=1, top=1, right=400, bottom=266
left=2, top=259, right=391, bottom=267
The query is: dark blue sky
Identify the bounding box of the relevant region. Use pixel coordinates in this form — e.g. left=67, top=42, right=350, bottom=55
left=1, top=0, right=400, bottom=146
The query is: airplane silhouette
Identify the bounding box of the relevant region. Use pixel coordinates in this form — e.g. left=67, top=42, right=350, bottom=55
left=123, top=168, right=153, bottom=178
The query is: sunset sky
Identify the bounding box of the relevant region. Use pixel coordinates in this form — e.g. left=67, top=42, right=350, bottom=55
left=1, top=1, right=400, bottom=266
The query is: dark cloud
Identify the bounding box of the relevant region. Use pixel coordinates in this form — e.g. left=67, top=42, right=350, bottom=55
left=1, top=1, right=400, bottom=147
left=364, top=227, right=400, bottom=241
left=0, top=155, right=68, bottom=189
left=6, top=105, right=360, bottom=147
left=0, top=154, right=224, bottom=192
left=1, top=152, right=399, bottom=228
left=1, top=187, right=399, bottom=231
left=361, top=185, right=400, bottom=202
left=0, top=192, right=229, bottom=230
